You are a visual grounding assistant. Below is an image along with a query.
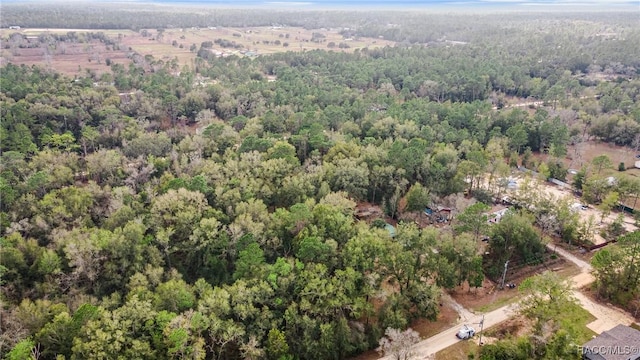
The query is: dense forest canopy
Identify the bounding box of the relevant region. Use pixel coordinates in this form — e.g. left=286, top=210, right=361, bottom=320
left=1, top=6, right=640, bottom=360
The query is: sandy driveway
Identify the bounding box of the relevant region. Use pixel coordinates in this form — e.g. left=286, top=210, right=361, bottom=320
left=555, top=243, right=636, bottom=333
left=573, top=291, right=634, bottom=333
left=548, top=244, right=592, bottom=272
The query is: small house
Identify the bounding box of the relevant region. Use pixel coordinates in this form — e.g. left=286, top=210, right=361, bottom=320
left=582, top=324, right=640, bottom=360
left=424, top=206, right=453, bottom=223
left=435, top=206, right=453, bottom=220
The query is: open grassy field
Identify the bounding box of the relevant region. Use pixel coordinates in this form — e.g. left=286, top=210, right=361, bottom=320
left=0, top=26, right=395, bottom=76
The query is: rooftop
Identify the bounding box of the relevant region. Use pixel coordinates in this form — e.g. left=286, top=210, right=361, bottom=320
left=583, top=324, right=640, bottom=360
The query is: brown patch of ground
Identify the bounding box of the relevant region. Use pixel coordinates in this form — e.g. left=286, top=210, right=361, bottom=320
left=411, top=301, right=459, bottom=338
left=0, top=38, right=127, bottom=76
left=1, top=27, right=395, bottom=77
left=531, top=140, right=634, bottom=175
left=452, top=256, right=576, bottom=313
left=450, top=277, right=520, bottom=313
left=435, top=339, right=478, bottom=360
left=485, top=315, right=534, bottom=339
left=567, top=141, right=635, bottom=171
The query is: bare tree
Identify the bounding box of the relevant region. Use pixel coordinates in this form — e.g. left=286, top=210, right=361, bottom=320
left=377, top=327, right=421, bottom=360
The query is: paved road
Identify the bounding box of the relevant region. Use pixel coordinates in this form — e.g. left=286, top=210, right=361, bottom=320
left=380, top=302, right=518, bottom=360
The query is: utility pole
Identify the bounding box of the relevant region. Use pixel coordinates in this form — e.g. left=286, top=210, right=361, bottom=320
left=500, top=260, right=509, bottom=290
left=478, top=314, right=485, bottom=346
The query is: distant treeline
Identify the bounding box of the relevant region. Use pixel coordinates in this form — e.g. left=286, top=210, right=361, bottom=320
left=2, top=4, right=639, bottom=45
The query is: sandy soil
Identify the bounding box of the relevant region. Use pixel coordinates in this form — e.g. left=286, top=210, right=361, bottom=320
left=573, top=291, right=635, bottom=333
left=441, top=293, right=475, bottom=323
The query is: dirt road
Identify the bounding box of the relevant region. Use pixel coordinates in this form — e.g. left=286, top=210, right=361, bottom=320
left=554, top=245, right=636, bottom=334
left=547, top=244, right=592, bottom=272
left=573, top=291, right=634, bottom=333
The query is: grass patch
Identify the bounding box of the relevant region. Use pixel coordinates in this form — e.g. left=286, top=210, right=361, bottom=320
left=483, top=302, right=595, bottom=349
left=435, top=339, right=479, bottom=360
left=555, top=263, right=582, bottom=279
left=558, top=302, right=597, bottom=343
left=475, top=292, right=523, bottom=313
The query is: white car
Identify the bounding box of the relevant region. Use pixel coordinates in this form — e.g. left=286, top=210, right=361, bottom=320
left=456, top=325, right=476, bottom=340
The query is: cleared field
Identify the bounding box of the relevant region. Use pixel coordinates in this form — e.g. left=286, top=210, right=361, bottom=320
left=160, top=26, right=394, bottom=55
left=566, top=140, right=635, bottom=170
left=0, top=26, right=395, bottom=76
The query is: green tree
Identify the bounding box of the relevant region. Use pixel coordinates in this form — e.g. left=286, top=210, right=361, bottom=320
left=598, top=191, right=619, bottom=224
left=5, top=338, right=35, bottom=360
left=592, top=155, right=613, bottom=175
left=266, top=328, right=290, bottom=360
left=572, top=167, right=587, bottom=190
left=72, top=296, right=158, bottom=359
left=506, top=124, right=528, bottom=153
left=478, top=337, right=533, bottom=360
left=537, top=162, right=550, bottom=181
left=267, top=141, right=299, bottom=166
left=150, top=188, right=210, bottom=266
left=154, top=279, right=196, bottom=313
left=486, top=212, right=544, bottom=280
left=233, top=242, right=266, bottom=280
left=42, top=132, right=80, bottom=152
left=582, top=177, right=611, bottom=204
left=455, top=202, right=491, bottom=240
left=518, top=271, right=577, bottom=335
left=592, top=231, right=640, bottom=304
left=404, top=183, right=430, bottom=213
